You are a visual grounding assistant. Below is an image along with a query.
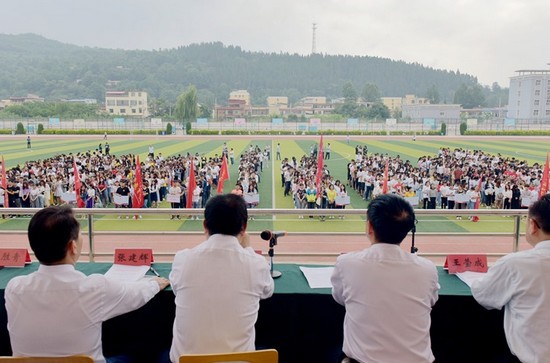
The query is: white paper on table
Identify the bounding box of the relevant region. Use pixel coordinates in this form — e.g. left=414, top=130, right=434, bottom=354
left=104, top=264, right=150, bottom=282
left=455, top=271, right=487, bottom=287
left=299, top=266, right=334, bottom=289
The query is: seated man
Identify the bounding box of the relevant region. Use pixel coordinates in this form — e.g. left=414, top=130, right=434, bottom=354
left=5, top=206, right=170, bottom=363
left=472, top=194, right=550, bottom=363
left=168, top=194, right=274, bottom=362
left=331, top=194, right=439, bottom=363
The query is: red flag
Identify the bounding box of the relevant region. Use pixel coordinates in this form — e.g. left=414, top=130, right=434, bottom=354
left=1, top=156, right=8, bottom=207
left=186, top=158, right=196, bottom=209
left=382, top=160, right=389, bottom=194
left=73, top=160, right=85, bottom=208
left=539, top=153, right=549, bottom=199
left=472, top=177, right=483, bottom=222
left=132, top=155, right=144, bottom=208
left=315, top=135, right=324, bottom=189
left=217, top=154, right=229, bottom=194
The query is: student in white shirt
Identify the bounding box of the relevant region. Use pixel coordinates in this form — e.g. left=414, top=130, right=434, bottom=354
left=5, top=206, right=170, bottom=363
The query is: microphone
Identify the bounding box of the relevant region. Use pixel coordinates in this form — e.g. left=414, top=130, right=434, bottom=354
left=260, top=230, right=286, bottom=241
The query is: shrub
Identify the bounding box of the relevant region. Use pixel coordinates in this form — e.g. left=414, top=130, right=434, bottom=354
left=185, top=121, right=192, bottom=134
left=16, top=122, right=25, bottom=134
left=459, top=122, right=468, bottom=135
left=166, top=123, right=173, bottom=135
left=440, top=123, right=447, bottom=135
left=37, top=123, right=44, bottom=134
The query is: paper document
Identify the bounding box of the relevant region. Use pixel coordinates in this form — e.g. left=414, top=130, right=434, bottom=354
left=104, top=264, right=150, bottom=282
left=299, top=266, right=334, bottom=289
left=455, top=271, right=486, bottom=287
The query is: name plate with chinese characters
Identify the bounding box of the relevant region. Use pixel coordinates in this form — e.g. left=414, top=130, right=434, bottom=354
left=113, top=248, right=154, bottom=266
left=444, top=254, right=488, bottom=274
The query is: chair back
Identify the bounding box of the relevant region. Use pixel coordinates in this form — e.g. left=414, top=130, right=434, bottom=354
left=179, top=349, right=278, bottom=363
left=0, top=356, right=94, bottom=363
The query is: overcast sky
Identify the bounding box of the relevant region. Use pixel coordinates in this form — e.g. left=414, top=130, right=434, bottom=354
left=1, top=0, right=548, bottom=87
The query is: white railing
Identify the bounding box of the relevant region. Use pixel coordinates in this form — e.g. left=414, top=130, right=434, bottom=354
left=0, top=208, right=529, bottom=262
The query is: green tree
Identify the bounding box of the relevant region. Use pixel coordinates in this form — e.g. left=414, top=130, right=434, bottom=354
left=454, top=84, right=486, bottom=109
left=16, top=122, right=25, bottom=134
left=426, top=84, right=440, bottom=104
left=459, top=122, right=468, bottom=135
left=366, top=102, right=390, bottom=120
left=174, top=85, right=198, bottom=130
left=361, top=83, right=381, bottom=102
left=342, top=82, right=357, bottom=103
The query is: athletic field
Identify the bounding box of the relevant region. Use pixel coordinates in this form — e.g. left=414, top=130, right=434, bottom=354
left=1, top=134, right=547, bottom=238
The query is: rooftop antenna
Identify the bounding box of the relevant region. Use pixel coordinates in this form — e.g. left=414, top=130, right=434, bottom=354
left=312, top=23, right=317, bottom=55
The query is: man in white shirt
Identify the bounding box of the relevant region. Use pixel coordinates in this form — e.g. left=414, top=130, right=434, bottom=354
left=168, top=194, right=274, bottom=362
left=471, top=195, right=550, bottom=363
left=331, top=194, right=439, bottom=363
left=5, top=206, right=170, bottom=363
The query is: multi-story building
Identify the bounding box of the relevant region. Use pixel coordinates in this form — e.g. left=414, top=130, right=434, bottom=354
left=267, top=96, right=289, bottom=115
left=105, top=91, right=149, bottom=117
left=229, top=90, right=251, bottom=106
left=507, top=70, right=550, bottom=120
left=402, top=94, right=430, bottom=105
left=402, top=104, right=461, bottom=122
left=381, top=97, right=403, bottom=112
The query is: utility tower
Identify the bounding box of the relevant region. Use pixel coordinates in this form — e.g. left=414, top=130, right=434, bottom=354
left=311, top=23, right=317, bottom=54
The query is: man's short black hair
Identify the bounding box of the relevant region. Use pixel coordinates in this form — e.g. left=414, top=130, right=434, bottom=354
left=529, top=194, right=550, bottom=234
left=204, top=194, right=247, bottom=236
left=28, top=206, right=80, bottom=264
left=367, top=194, right=416, bottom=244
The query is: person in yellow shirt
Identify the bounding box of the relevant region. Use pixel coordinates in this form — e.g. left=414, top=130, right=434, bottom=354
left=327, top=184, right=337, bottom=218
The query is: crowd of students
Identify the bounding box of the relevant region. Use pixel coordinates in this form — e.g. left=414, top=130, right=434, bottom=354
left=346, top=146, right=546, bottom=213
left=0, top=143, right=269, bottom=219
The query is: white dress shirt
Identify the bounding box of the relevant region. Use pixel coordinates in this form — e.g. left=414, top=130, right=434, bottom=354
left=471, top=240, right=550, bottom=363
left=331, top=243, right=439, bottom=363
left=6, top=264, right=160, bottom=363
left=169, top=234, right=274, bottom=363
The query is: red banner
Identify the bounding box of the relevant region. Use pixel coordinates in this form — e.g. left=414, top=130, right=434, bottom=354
left=539, top=153, right=549, bottom=199
left=186, top=158, right=196, bottom=209
left=315, top=135, right=324, bottom=189
left=217, top=154, right=229, bottom=194
left=1, top=156, right=7, bottom=207
left=73, top=160, right=85, bottom=208
left=132, top=155, right=144, bottom=208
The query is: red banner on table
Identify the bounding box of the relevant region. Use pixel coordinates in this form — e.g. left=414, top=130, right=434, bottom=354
left=0, top=249, right=30, bottom=267
left=114, top=248, right=154, bottom=266
left=444, top=254, right=488, bottom=274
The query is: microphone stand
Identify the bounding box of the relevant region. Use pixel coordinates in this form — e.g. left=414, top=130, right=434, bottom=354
left=410, top=226, right=418, bottom=254
left=269, top=236, right=282, bottom=278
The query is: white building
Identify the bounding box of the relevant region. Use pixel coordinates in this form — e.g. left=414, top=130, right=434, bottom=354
left=105, top=91, right=149, bottom=117
left=507, top=70, right=550, bottom=120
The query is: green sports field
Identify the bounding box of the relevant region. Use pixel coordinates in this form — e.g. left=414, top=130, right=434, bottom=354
left=1, top=135, right=547, bottom=234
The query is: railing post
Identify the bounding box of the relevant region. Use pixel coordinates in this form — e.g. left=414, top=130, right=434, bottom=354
left=88, top=213, right=95, bottom=262
left=513, top=215, right=521, bottom=252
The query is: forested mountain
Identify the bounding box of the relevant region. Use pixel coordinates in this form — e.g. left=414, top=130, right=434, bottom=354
left=0, top=33, right=489, bottom=107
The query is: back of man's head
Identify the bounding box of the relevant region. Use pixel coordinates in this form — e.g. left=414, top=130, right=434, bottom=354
left=529, top=194, right=550, bottom=234
left=204, top=194, right=247, bottom=236
left=28, top=206, right=80, bottom=264
left=367, top=194, right=415, bottom=244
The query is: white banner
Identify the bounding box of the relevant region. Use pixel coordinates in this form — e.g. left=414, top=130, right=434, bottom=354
left=454, top=194, right=469, bottom=204
left=151, top=118, right=162, bottom=127
left=114, top=195, right=129, bottom=205
left=61, top=192, right=76, bottom=202
left=244, top=193, right=260, bottom=204
left=521, top=197, right=534, bottom=207
left=166, top=194, right=181, bottom=203
left=335, top=195, right=351, bottom=205
left=405, top=196, right=419, bottom=206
